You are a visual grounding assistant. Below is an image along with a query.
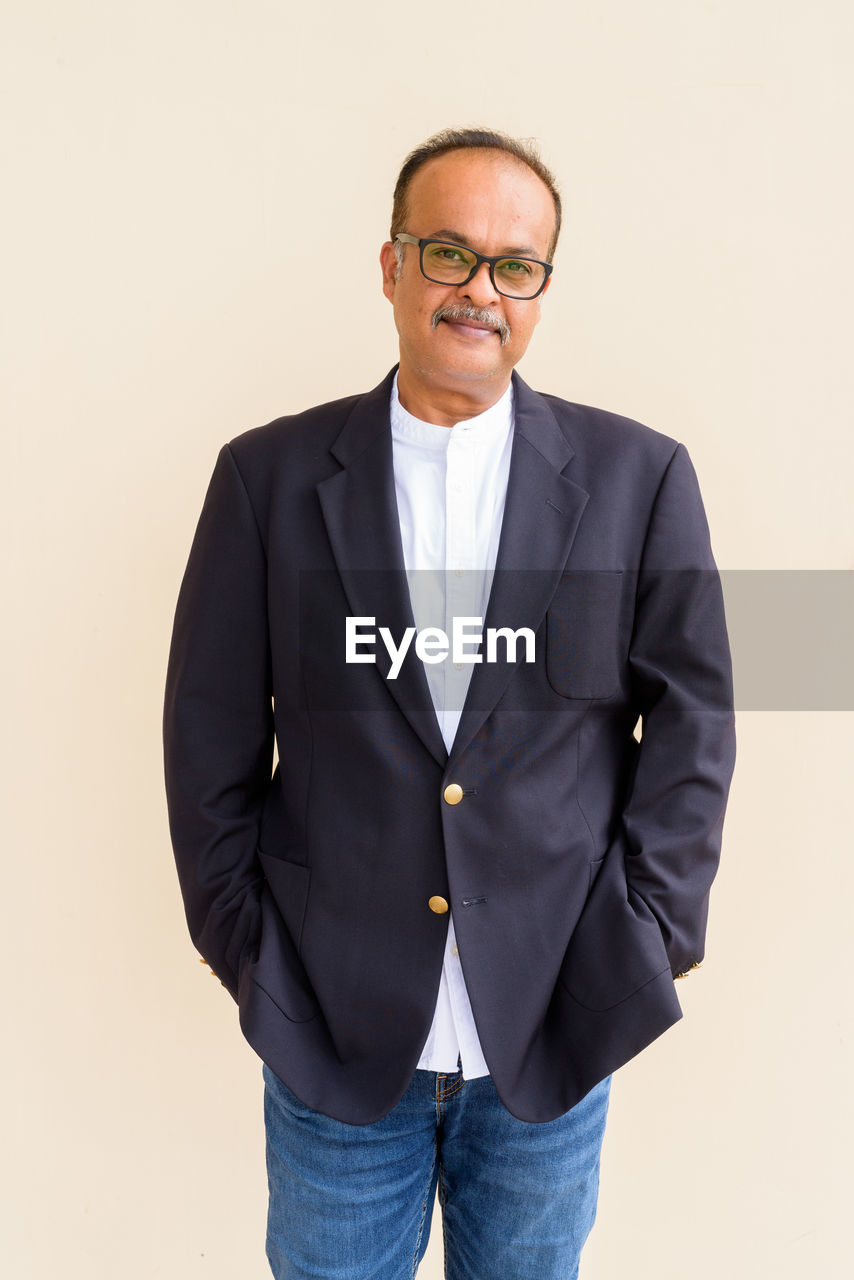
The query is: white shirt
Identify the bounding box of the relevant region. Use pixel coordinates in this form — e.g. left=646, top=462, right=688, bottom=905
left=389, top=372, right=515, bottom=1078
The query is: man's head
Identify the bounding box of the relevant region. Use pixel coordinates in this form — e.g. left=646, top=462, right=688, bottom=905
left=389, top=128, right=562, bottom=264
left=380, top=128, right=561, bottom=425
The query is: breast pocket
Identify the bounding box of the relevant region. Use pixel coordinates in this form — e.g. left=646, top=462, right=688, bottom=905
left=546, top=570, right=627, bottom=699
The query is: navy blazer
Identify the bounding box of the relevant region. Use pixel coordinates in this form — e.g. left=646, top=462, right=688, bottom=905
left=164, top=368, right=736, bottom=1124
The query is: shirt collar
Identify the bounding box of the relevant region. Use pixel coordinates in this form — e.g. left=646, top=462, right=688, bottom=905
left=390, top=371, right=514, bottom=450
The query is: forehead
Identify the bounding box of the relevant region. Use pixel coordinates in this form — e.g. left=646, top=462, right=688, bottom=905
left=405, top=149, right=555, bottom=256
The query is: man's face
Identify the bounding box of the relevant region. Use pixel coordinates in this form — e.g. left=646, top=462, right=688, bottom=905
left=380, top=149, right=556, bottom=411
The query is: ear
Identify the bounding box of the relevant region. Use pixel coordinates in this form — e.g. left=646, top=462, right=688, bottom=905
left=379, top=241, right=399, bottom=303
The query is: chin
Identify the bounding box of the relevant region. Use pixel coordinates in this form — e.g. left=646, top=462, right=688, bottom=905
left=438, top=363, right=508, bottom=387
left=431, top=347, right=507, bottom=381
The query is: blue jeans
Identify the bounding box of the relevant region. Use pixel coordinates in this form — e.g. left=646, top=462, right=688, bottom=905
left=263, top=1063, right=610, bottom=1280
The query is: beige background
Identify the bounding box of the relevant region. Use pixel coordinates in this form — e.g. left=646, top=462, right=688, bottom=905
left=2, top=1, right=852, bottom=1276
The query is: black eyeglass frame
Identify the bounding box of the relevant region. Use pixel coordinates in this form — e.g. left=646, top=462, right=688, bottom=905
left=395, top=233, right=553, bottom=300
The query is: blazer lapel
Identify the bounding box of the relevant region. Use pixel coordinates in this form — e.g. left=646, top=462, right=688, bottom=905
left=316, top=370, right=448, bottom=767
left=449, top=375, right=589, bottom=763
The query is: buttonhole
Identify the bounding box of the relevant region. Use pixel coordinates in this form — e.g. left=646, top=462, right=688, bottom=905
left=461, top=896, right=487, bottom=908
left=545, top=499, right=563, bottom=514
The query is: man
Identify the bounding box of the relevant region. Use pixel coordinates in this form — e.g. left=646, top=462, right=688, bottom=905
left=164, top=127, right=736, bottom=1279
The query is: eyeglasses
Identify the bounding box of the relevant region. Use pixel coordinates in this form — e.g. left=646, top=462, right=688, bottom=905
left=395, top=234, right=553, bottom=300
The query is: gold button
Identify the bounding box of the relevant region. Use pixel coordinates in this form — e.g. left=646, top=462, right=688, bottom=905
left=443, top=783, right=464, bottom=805
left=428, top=895, right=449, bottom=914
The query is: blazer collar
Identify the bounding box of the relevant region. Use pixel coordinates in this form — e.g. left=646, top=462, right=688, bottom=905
left=317, top=369, right=449, bottom=766
left=448, top=374, right=589, bottom=761
left=316, top=368, right=589, bottom=767
left=328, top=367, right=398, bottom=468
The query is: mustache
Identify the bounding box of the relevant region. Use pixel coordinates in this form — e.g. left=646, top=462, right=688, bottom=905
left=431, top=303, right=511, bottom=348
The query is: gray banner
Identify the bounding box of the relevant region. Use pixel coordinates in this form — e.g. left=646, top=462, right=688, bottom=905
left=722, top=571, right=854, bottom=710
left=298, top=569, right=854, bottom=712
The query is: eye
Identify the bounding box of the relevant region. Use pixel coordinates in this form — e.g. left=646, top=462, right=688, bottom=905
left=429, top=245, right=468, bottom=263
left=497, top=258, right=534, bottom=277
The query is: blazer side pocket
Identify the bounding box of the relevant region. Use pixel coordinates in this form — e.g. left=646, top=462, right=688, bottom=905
left=546, top=570, right=625, bottom=699
left=259, top=851, right=311, bottom=956
left=249, top=852, right=318, bottom=1024
left=558, top=846, right=670, bottom=1011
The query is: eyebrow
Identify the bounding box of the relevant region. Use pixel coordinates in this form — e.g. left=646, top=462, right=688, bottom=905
left=426, top=229, right=543, bottom=259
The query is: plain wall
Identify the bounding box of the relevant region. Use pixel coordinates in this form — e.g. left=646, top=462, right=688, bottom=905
left=2, top=1, right=852, bottom=1275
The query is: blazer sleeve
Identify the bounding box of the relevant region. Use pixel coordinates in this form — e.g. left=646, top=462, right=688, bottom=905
left=163, top=444, right=274, bottom=998
left=621, top=443, right=736, bottom=977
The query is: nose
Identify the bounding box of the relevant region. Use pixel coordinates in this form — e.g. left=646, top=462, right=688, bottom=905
left=459, top=260, right=499, bottom=307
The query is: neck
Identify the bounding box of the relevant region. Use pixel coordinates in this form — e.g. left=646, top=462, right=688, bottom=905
left=395, top=365, right=511, bottom=428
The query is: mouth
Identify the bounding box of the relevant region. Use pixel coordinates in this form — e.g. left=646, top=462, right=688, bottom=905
left=440, top=317, right=498, bottom=338
left=431, top=305, right=511, bottom=347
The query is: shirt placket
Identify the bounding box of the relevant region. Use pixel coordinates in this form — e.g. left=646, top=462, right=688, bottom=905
left=444, top=428, right=479, bottom=740
left=442, top=427, right=489, bottom=1078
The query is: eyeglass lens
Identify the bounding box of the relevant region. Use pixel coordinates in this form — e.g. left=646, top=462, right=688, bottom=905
left=421, top=242, right=546, bottom=299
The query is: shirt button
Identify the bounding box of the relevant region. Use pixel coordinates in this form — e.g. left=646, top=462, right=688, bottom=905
left=443, top=783, right=464, bottom=805
left=428, top=896, right=449, bottom=915
left=451, top=944, right=459, bottom=957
